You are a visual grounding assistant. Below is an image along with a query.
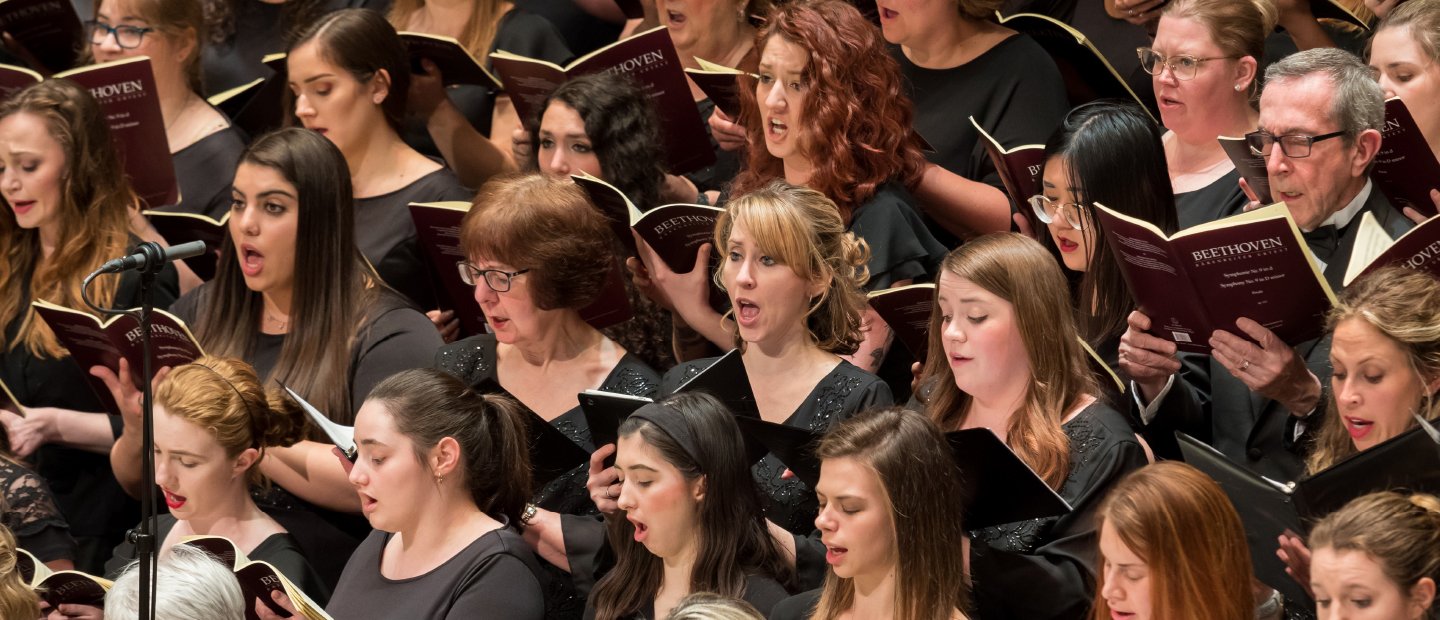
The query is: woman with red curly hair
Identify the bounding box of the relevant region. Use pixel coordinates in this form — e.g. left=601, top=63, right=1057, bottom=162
left=651, top=0, right=946, bottom=376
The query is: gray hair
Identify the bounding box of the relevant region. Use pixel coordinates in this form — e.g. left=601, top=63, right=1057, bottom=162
left=665, top=593, right=765, bottom=620
left=1263, top=47, right=1385, bottom=140
left=104, top=545, right=246, bottom=620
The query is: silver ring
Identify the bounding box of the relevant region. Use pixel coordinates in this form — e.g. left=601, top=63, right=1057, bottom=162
left=604, top=489, right=614, bottom=500
left=1241, top=359, right=1251, bottom=371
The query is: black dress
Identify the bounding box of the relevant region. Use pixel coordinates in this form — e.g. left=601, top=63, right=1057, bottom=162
left=105, top=513, right=329, bottom=605
left=328, top=526, right=548, bottom=620
left=660, top=358, right=893, bottom=536
left=848, top=182, right=948, bottom=292
left=968, top=402, right=1148, bottom=619
left=401, top=9, right=572, bottom=160
left=0, top=262, right=178, bottom=574
left=434, top=333, right=661, bottom=515
left=170, top=284, right=443, bottom=588
left=162, top=124, right=248, bottom=220
left=0, top=458, right=74, bottom=565
left=354, top=167, right=473, bottom=311
left=1175, top=168, right=1248, bottom=230
left=892, top=35, right=1070, bottom=247
left=514, top=0, right=621, bottom=57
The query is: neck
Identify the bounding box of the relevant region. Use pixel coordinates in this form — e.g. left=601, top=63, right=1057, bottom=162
left=849, top=566, right=898, bottom=620
left=901, top=16, right=986, bottom=69
left=680, top=23, right=753, bottom=71
left=183, top=485, right=264, bottom=537
left=783, top=155, right=814, bottom=187
left=743, top=326, right=826, bottom=367
left=156, top=68, right=195, bottom=127
left=400, top=492, right=490, bottom=555
left=261, top=288, right=293, bottom=319
left=963, top=378, right=1028, bottom=438
left=343, top=126, right=406, bottom=196
left=659, top=542, right=698, bottom=598
left=38, top=226, right=58, bottom=258
left=1170, top=102, right=1258, bottom=167
left=511, top=311, right=603, bottom=367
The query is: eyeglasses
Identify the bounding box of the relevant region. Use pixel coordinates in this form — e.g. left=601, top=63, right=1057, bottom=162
left=1244, top=129, right=1348, bottom=159
left=1136, top=47, right=1238, bottom=81
left=84, top=21, right=155, bottom=50
left=457, top=262, right=530, bottom=293
left=1028, top=195, right=1087, bottom=230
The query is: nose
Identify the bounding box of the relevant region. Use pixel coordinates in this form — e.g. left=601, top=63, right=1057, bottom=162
left=814, top=503, right=837, bottom=532
left=1264, top=141, right=1292, bottom=177
left=1101, top=565, right=1125, bottom=602
left=96, top=28, right=123, bottom=54
left=615, top=480, right=637, bottom=511
left=1377, top=75, right=1396, bottom=99
left=347, top=458, right=368, bottom=488
left=234, top=203, right=260, bottom=236
left=1335, top=376, right=1361, bottom=408
left=942, top=316, right=967, bottom=343
left=547, top=147, right=569, bottom=176
left=1155, top=62, right=1180, bottom=87
left=763, top=79, right=785, bottom=113
left=734, top=258, right=757, bottom=288
left=472, top=276, right=499, bottom=307
left=154, top=458, right=174, bottom=489
left=294, top=93, right=315, bottom=120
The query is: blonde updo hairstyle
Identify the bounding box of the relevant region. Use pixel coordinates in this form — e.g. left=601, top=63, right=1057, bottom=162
left=712, top=180, right=870, bottom=355
left=1309, top=492, right=1440, bottom=618
left=1161, top=0, right=1278, bottom=100
left=154, top=356, right=309, bottom=486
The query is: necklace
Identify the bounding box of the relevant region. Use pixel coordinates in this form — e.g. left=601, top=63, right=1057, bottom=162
left=265, top=312, right=289, bottom=331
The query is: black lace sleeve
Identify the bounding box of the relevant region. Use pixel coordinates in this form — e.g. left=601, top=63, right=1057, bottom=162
left=0, top=460, right=74, bottom=563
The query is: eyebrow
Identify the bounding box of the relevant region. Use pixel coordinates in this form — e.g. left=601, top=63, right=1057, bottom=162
left=358, top=438, right=388, bottom=447
left=623, top=464, right=659, bottom=473
left=232, top=188, right=297, bottom=200
left=167, top=449, right=206, bottom=459
left=959, top=297, right=988, bottom=303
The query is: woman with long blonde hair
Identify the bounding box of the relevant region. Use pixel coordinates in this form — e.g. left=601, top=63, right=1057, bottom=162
left=1091, top=461, right=1255, bottom=620
left=918, top=233, right=1147, bottom=618
left=0, top=79, right=179, bottom=573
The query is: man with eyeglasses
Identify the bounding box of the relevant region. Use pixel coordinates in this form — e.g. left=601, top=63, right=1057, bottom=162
left=1117, top=48, right=1414, bottom=483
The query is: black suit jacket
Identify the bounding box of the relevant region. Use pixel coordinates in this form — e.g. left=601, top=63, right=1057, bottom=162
left=1139, top=188, right=1413, bottom=482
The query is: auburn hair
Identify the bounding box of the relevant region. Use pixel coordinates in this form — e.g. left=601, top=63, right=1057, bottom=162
left=1090, top=462, right=1254, bottom=620
left=730, top=0, right=926, bottom=222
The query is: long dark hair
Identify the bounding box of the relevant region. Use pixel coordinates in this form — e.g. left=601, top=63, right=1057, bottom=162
left=364, top=369, right=532, bottom=524
left=194, top=128, right=375, bottom=423
left=526, top=74, right=666, bottom=211
left=1043, top=101, right=1178, bottom=348
left=589, top=392, right=792, bottom=619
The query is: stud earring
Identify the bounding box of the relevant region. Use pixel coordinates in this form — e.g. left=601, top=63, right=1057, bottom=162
left=1234, top=84, right=1244, bottom=92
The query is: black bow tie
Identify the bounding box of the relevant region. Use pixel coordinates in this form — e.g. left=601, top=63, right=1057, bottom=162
left=1302, top=225, right=1340, bottom=259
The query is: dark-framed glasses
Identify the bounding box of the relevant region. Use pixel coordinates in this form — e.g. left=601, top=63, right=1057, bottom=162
left=83, top=20, right=155, bottom=50
left=1028, top=195, right=1087, bottom=230
left=457, top=262, right=531, bottom=293
left=1136, top=47, right=1238, bottom=81
left=1244, top=129, right=1348, bottom=159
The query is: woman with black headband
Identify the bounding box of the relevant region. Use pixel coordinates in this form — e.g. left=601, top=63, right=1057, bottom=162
left=98, top=356, right=327, bottom=613
left=579, top=392, right=793, bottom=620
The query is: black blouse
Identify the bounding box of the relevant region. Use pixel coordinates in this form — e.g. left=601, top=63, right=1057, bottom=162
left=893, top=34, right=1070, bottom=247
left=434, top=333, right=661, bottom=515
left=660, top=358, right=893, bottom=535
left=105, top=513, right=330, bottom=606
left=354, top=167, right=473, bottom=311
left=0, top=458, right=74, bottom=565
left=328, top=526, right=547, bottom=620
left=1175, top=167, right=1248, bottom=231
left=849, top=182, right=948, bottom=291
left=968, top=401, right=1148, bottom=619
left=163, top=124, right=248, bottom=220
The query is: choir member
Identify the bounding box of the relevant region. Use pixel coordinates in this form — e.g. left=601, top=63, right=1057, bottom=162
left=665, top=593, right=765, bottom=620
left=1146, top=0, right=1271, bottom=228
left=109, top=127, right=439, bottom=585
left=582, top=393, right=792, bottom=619
left=919, top=232, right=1147, bottom=618
left=1090, top=461, right=1256, bottom=620
left=393, top=0, right=571, bottom=188
left=0, top=526, right=39, bottom=620
left=1119, top=48, right=1414, bottom=479
left=1308, top=492, right=1440, bottom=620
left=287, top=8, right=473, bottom=311
left=200, top=0, right=339, bottom=97
left=328, top=369, right=549, bottom=619
left=0, top=446, right=72, bottom=571
left=1032, top=101, right=1178, bottom=375
left=1368, top=0, right=1440, bottom=220
left=769, top=407, right=969, bottom=620
left=103, top=544, right=246, bottom=620
left=882, top=0, right=1069, bottom=241
left=0, top=79, right=180, bottom=573
left=646, top=182, right=891, bottom=542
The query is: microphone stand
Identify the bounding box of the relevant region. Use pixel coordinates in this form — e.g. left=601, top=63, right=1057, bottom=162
left=82, top=243, right=167, bottom=620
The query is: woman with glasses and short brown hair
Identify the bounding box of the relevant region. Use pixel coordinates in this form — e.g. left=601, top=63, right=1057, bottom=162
left=1143, top=0, right=1275, bottom=228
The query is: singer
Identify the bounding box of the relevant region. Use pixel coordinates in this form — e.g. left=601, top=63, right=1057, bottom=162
left=0, top=79, right=179, bottom=574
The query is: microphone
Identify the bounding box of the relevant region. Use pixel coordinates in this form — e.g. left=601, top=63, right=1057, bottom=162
left=96, top=241, right=208, bottom=275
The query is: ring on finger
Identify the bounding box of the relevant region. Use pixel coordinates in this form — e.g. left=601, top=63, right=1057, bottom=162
left=1240, top=359, right=1251, bottom=372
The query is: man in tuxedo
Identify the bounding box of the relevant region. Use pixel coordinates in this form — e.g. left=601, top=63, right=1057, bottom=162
left=1117, top=48, right=1413, bottom=482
